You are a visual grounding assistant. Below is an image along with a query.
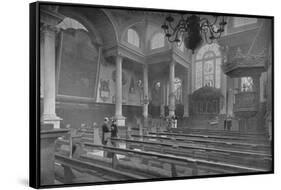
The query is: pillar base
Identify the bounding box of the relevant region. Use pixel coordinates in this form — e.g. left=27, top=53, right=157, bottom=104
left=40, top=128, right=69, bottom=185
left=41, top=114, right=62, bottom=129
left=160, top=105, right=165, bottom=117
left=115, top=115, right=126, bottom=127
left=183, top=113, right=189, bottom=118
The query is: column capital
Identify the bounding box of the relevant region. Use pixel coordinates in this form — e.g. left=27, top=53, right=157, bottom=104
left=116, top=52, right=124, bottom=59
left=115, top=54, right=124, bottom=63
left=40, top=24, right=60, bottom=35
left=170, top=59, right=176, bottom=66
left=40, top=7, right=64, bottom=26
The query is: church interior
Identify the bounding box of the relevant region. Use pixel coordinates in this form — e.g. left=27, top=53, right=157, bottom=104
left=39, top=4, right=273, bottom=186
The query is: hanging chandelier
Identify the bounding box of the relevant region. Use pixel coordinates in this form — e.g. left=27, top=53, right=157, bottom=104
left=161, top=14, right=227, bottom=53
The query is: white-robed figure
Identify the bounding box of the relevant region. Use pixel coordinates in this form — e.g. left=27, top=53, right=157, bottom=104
left=174, top=117, right=177, bottom=129
left=169, top=116, right=177, bottom=129
left=173, top=116, right=178, bottom=129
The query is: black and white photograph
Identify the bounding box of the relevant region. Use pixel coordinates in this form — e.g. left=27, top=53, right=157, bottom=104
left=29, top=1, right=273, bottom=188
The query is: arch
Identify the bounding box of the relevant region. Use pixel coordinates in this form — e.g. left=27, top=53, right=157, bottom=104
left=196, top=43, right=221, bottom=60
left=57, top=8, right=103, bottom=45
left=58, top=7, right=118, bottom=47
left=151, top=32, right=165, bottom=49
left=145, top=18, right=171, bottom=50
left=101, top=9, right=119, bottom=42
left=203, top=51, right=216, bottom=60
left=121, top=21, right=144, bottom=50
left=57, top=17, right=88, bottom=31
left=127, top=28, right=140, bottom=47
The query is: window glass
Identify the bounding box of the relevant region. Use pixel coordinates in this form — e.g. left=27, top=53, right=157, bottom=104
left=241, top=77, right=253, bottom=92
left=127, top=28, right=140, bottom=47
left=195, top=44, right=221, bottom=90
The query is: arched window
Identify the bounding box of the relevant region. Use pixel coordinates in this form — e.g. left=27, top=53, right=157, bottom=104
left=127, top=28, right=140, bottom=47
left=195, top=43, right=222, bottom=90
left=57, top=17, right=88, bottom=31
left=203, top=52, right=215, bottom=87
left=177, top=35, right=185, bottom=52
left=151, top=33, right=165, bottom=49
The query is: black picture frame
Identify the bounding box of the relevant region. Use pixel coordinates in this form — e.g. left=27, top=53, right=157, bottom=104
left=30, top=1, right=274, bottom=188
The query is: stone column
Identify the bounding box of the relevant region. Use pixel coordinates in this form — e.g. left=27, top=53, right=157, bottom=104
left=160, top=81, right=166, bottom=117
left=41, top=25, right=61, bottom=129
left=142, top=64, right=149, bottom=135
left=39, top=9, right=69, bottom=186
left=220, top=73, right=227, bottom=115
left=115, top=55, right=125, bottom=126
left=183, top=68, right=190, bottom=117
left=143, top=64, right=149, bottom=118
left=169, top=60, right=176, bottom=116
left=191, top=54, right=196, bottom=93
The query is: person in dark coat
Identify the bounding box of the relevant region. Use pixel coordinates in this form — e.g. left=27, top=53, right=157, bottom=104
left=111, top=119, right=118, bottom=138
left=110, top=119, right=118, bottom=147
left=101, top=117, right=110, bottom=145
left=227, top=115, right=232, bottom=131
left=224, top=118, right=227, bottom=130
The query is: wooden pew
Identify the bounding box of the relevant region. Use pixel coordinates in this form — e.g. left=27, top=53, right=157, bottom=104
left=170, top=128, right=268, bottom=139
left=83, top=142, right=268, bottom=175
left=110, top=137, right=271, bottom=169
left=131, top=134, right=270, bottom=153
left=149, top=132, right=269, bottom=144
left=55, top=139, right=173, bottom=178
left=55, top=137, right=269, bottom=180
left=54, top=154, right=147, bottom=183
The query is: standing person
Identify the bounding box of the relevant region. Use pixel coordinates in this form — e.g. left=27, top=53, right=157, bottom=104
left=92, top=122, right=97, bottom=129
left=224, top=117, right=227, bottom=130
left=227, top=115, right=232, bottom=131
left=174, top=116, right=178, bottom=129
left=110, top=118, right=118, bottom=147
left=101, top=117, right=110, bottom=145
left=167, top=116, right=173, bottom=131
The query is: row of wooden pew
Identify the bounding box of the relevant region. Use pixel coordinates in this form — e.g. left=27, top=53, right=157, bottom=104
left=54, top=128, right=272, bottom=184
left=169, top=128, right=269, bottom=141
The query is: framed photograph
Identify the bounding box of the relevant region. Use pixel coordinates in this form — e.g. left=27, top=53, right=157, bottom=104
left=29, top=1, right=274, bottom=188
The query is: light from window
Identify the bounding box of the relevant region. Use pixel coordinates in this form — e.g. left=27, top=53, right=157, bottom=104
left=195, top=44, right=222, bottom=90
left=151, top=33, right=165, bottom=49
left=241, top=77, right=253, bottom=92
left=233, top=17, right=257, bottom=27
left=177, top=36, right=185, bottom=52
left=127, top=28, right=140, bottom=47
